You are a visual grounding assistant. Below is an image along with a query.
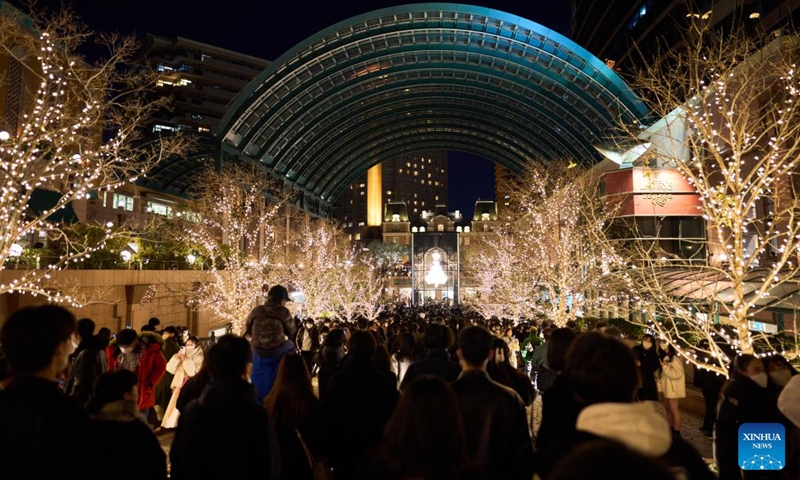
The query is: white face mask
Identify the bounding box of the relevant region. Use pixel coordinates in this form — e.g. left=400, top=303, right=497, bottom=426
left=70, top=337, right=80, bottom=350
left=749, top=372, right=769, bottom=388
left=769, top=369, right=793, bottom=387
left=185, top=345, right=197, bottom=353
left=119, top=346, right=133, bottom=354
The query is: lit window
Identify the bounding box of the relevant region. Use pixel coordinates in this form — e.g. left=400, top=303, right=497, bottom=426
left=386, top=190, right=392, bottom=195
left=428, top=173, right=431, bottom=178
left=435, top=181, right=439, bottom=186
left=438, top=224, right=444, bottom=232
left=414, top=171, right=418, bottom=176
left=355, top=233, right=361, bottom=240
left=414, top=193, right=417, bottom=198
left=358, top=222, right=365, bottom=227
left=414, top=208, right=418, bottom=213
left=392, top=214, right=400, bottom=222
left=113, top=193, right=134, bottom=211
left=147, top=201, right=172, bottom=217
left=406, top=162, right=411, bottom=167
left=399, top=169, right=403, bottom=173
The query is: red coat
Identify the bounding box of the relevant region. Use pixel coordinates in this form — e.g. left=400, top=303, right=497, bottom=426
left=107, top=337, right=167, bottom=411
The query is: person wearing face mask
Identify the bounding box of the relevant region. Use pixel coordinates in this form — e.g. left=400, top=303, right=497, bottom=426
left=108, top=328, right=167, bottom=427
left=632, top=334, right=661, bottom=401
left=0, top=305, right=101, bottom=480
left=296, top=318, right=320, bottom=375
left=88, top=370, right=167, bottom=479
left=715, top=354, right=782, bottom=480
left=159, top=335, right=204, bottom=431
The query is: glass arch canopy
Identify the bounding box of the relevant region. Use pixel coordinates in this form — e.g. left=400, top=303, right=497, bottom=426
left=216, top=3, right=650, bottom=210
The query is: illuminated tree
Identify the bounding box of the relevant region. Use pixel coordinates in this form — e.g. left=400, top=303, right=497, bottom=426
left=621, top=24, right=800, bottom=371
left=464, top=160, right=625, bottom=325
left=0, top=8, right=187, bottom=303
left=174, top=165, right=288, bottom=334
left=276, top=218, right=384, bottom=321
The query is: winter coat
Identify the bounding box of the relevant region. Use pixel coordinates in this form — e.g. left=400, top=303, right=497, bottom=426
left=536, top=373, right=581, bottom=454
left=521, top=335, right=542, bottom=364
left=66, top=336, right=108, bottom=407
left=660, top=356, right=686, bottom=399
left=451, top=370, right=535, bottom=480
left=107, top=332, right=167, bottom=411
left=323, top=358, right=398, bottom=480
left=633, top=344, right=661, bottom=401
left=0, top=376, right=100, bottom=480
left=170, top=378, right=281, bottom=480
left=537, top=401, right=715, bottom=480
left=91, top=400, right=167, bottom=480
left=715, top=372, right=782, bottom=480
left=166, top=347, right=204, bottom=390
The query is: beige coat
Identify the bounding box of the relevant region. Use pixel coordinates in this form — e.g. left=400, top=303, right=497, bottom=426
left=660, top=357, right=686, bottom=399
left=161, top=347, right=204, bottom=428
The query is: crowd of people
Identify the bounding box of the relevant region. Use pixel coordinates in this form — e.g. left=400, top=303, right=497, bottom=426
left=0, top=291, right=799, bottom=480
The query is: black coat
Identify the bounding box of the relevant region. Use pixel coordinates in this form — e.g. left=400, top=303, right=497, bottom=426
left=0, top=376, right=100, bottom=480
left=316, top=343, right=345, bottom=400
left=715, top=373, right=782, bottom=480
left=400, top=348, right=461, bottom=390
left=92, top=409, right=167, bottom=480
left=170, top=378, right=281, bottom=480
left=155, top=336, right=181, bottom=409
left=323, top=358, right=398, bottom=480
left=451, top=370, right=535, bottom=480
left=536, top=373, right=582, bottom=454
left=633, top=344, right=661, bottom=401
left=66, top=336, right=108, bottom=407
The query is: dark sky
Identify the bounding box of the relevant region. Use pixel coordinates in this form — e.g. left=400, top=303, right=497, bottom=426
left=12, top=0, right=572, bottom=217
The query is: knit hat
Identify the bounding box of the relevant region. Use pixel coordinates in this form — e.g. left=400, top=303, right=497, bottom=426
left=778, top=374, right=800, bottom=428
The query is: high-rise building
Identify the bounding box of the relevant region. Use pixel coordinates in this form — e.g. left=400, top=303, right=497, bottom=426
left=335, top=150, right=448, bottom=239
left=571, top=0, right=800, bottom=72
left=137, top=35, right=270, bottom=135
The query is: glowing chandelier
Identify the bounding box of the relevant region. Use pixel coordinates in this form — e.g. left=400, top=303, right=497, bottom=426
left=425, top=252, right=448, bottom=287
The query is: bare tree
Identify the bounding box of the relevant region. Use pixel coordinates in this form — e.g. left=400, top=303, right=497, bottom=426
left=0, top=7, right=188, bottom=303
left=621, top=22, right=800, bottom=368
left=275, top=217, right=384, bottom=321
left=464, top=160, right=624, bottom=325
left=173, top=165, right=289, bottom=334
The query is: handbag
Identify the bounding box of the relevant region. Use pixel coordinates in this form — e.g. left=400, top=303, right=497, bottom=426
left=295, top=427, right=333, bottom=480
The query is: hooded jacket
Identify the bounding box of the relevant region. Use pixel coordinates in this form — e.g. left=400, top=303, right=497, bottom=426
left=107, top=331, right=167, bottom=411
left=537, top=401, right=714, bottom=480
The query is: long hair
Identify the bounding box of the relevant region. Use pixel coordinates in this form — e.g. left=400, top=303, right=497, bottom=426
left=379, top=375, right=472, bottom=479
left=264, top=354, right=318, bottom=432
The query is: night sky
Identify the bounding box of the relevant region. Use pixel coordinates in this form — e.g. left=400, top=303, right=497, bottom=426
left=11, top=0, right=572, bottom=218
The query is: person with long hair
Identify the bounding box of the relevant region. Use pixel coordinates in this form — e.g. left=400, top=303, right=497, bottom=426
left=264, top=354, right=329, bottom=480
left=358, top=375, right=485, bottom=480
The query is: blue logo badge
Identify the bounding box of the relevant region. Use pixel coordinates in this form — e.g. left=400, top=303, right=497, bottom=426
left=739, top=423, right=785, bottom=471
